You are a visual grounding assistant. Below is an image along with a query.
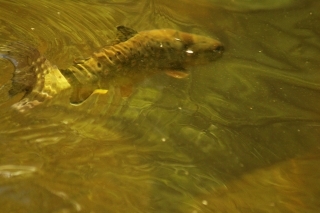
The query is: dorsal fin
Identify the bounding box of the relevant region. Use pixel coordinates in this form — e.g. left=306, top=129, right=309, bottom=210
left=116, top=25, right=138, bottom=42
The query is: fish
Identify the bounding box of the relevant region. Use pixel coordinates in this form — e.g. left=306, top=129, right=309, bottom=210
left=1, top=26, right=223, bottom=111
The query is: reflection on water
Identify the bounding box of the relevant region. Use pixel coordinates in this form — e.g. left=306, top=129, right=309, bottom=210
left=0, top=0, right=320, bottom=212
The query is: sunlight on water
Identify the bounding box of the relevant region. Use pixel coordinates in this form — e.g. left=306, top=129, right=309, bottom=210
left=0, top=0, right=320, bottom=212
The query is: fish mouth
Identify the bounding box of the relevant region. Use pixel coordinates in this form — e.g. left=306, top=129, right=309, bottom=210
left=211, top=44, right=224, bottom=59
left=212, top=41, right=224, bottom=56
left=215, top=44, right=224, bottom=54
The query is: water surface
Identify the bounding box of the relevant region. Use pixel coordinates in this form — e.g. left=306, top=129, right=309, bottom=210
left=0, top=0, right=320, bottom=212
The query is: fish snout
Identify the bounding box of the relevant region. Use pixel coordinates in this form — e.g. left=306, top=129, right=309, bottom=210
left=211, top=40, right=224, bottom=58
left=202, top=42, right=223, bottom=62
left=214, top=43, right=224, bottom=54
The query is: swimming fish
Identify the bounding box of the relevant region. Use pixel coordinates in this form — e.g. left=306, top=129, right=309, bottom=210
left=1, top=26, right=223, bottom=111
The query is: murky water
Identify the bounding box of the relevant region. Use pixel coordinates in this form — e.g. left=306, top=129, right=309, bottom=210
left=0, top=0, right=320, bottom=212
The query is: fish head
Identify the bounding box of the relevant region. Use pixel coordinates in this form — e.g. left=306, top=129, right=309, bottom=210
left=178, top=32, right=224, bottom=66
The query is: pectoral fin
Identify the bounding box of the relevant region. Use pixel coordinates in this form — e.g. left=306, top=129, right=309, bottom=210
left=164, top=62, right=190, bottom=79
left=70, top=88, right=108, bottom=105
left=70, top=85, right=97, bottom=104
left=92, top=89, right=108, bottom=95
left=165, top=70, right=189, bottom=79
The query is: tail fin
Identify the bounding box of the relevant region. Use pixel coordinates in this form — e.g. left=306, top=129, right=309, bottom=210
left=0, top=42, right=41, bottom=97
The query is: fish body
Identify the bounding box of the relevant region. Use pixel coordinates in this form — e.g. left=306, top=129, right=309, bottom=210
left=63, top=26, right=223, bottom=103
left=1, top=26, right=223, bottom=110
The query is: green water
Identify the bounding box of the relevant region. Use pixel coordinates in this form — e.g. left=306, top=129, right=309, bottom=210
left=0, top=0, right=320, bottom=212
